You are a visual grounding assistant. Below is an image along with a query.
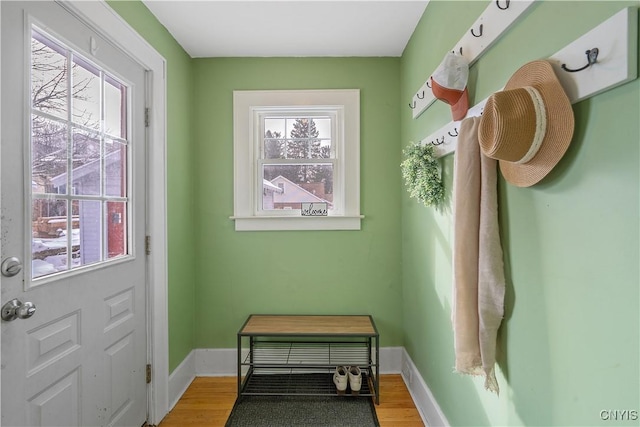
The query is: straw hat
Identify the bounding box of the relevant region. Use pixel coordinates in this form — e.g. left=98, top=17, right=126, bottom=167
left=478, top=60, right=574, bottom=187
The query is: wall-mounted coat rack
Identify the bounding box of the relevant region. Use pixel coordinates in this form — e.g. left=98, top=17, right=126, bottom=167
left=419, top=7, right=638, bottom=159
left=410, top=0, right=537, bottom=118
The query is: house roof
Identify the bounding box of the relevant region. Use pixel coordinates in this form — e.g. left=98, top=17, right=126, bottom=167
left=263, top=179, right=283, bottom=193
left=49, top=149, right=122, bottom=187
left=270, top=175, right=331, bottom=205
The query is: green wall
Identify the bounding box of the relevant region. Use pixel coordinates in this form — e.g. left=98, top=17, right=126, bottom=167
left=400, top=1, right=640, bottom=426
left=107, top=1, right=197, bottom=372
left=191, top=57, right=404, bottom=348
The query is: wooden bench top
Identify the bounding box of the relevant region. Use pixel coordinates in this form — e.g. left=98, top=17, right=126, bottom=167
left=239, top=315, right=378, bottom=336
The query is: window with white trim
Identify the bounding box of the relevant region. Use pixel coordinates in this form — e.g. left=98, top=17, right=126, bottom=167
left=232, top=90, right=361, bottom=231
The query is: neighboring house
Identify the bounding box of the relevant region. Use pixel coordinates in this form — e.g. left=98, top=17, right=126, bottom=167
left=46, top=148, right=126, bottom=262
left=262, top=179, right=283, bottom=210
left=49, top=148, right=124, bottom=196
left=269, top=175, right=332, bottom=210
left=298, top=181, right=333, bottom=204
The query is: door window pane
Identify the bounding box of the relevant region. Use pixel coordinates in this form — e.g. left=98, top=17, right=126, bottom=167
left=71, top=56, right=100, bottom=129
left=32, top=198, right=72, bottom=278
left=104, top=75, right=126, bottom=138
left=105, top=138, right=127, bottom=197
left=106, top=201, right=127, bottom=258
left=71, top=128, right=101, bottom=196
left=77, top=200, right=101, bottom=266
left=31, top=30, right=68, bottom=119
left=31, top=115, right=68, bottom=195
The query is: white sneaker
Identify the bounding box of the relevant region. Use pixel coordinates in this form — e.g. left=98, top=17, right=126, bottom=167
left=333, top=366, right=348, bottom=395
left=348, top=366, right=362, bottom=395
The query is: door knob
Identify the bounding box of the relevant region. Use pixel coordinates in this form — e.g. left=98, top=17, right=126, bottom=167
left=1, top=257, right=22, bottom=277
left=1, top=299, right=36, bottom=321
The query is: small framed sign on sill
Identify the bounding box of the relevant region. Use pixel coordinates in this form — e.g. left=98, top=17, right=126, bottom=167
left=301, top=202, right=328, bottom=217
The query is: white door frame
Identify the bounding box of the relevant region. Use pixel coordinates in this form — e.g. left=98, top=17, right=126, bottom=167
left=0, top=1, right=169, bottom=425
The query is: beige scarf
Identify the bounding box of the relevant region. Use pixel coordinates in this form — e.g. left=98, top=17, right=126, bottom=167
left=452, top=116, right=506, bottom=394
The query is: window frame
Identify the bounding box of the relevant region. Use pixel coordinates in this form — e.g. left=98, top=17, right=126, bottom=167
left=28, top=25, right=134, bottom=283
left=232, top=89, right=362, bottom=231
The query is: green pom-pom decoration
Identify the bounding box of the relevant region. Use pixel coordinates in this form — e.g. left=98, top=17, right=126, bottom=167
left=401, top=143, right=444, bottom=208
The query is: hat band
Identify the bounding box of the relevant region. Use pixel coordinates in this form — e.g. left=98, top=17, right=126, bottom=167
left=515, top=86, right=546, bottom=164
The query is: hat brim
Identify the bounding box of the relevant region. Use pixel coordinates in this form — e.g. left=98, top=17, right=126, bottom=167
left=498, top=61, right=574, bottom=187
left=451, top=87, right=469, bottom=122
left=431, top=78, right=469, bottom=121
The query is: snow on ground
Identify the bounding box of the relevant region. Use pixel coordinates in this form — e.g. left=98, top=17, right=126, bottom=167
left=32, top=229, right=81, bottom=277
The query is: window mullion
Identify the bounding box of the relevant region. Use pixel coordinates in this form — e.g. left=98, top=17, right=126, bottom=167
left=261, top=158, right=334, bottom=165
left=307, top=122, right=312, bottom=157
left=256, top=158, right=265, bottom=214
left=66, top=49, right=73, bottom=271
left=100, top=71, right=106, bottom=262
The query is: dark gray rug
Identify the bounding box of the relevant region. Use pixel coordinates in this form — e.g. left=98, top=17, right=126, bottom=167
left=225, top=395, right=380, bottom=427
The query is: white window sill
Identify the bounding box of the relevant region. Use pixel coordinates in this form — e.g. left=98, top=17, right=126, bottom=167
left=230, top=215, right=364, bottom=231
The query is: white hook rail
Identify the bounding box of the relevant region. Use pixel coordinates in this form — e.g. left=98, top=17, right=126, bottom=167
left=410, top=0, right=537, bottom=118
left=419, top=7, right=638, bottom=159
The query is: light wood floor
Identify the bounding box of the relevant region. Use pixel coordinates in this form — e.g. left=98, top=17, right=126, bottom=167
left=158, top=374, right=424, bottom=426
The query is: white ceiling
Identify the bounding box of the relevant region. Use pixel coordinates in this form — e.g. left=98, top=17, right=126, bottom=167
left=141, top=1, right=429, bottom=58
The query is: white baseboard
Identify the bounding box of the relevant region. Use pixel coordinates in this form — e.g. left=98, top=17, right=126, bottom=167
left=401, top=348, right=450, bottom=427
left=195, top=348, right=238, bottom=376
left=167, top=350, right=196, bottom=411
left=167, top=346, right=448, bottom=427
left=378, top=346, right=403, bottom=374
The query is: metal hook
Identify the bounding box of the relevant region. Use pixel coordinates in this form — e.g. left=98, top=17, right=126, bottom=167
left=496, top=0, right=510, bottom=10
left=426, top=80, right=432, bottom=89
left=409, top=101, right=416, bottom=109
left=471, top=24, right=483, bottom=38
left=452, top=46, right=463, bottom=55
left=561, top=48, right=599, bottom=73
left=448, top=128, right=458, bottom=137
left=416, top=91, right=425, bottom=100
left=432, top=137, right=445, bottom=146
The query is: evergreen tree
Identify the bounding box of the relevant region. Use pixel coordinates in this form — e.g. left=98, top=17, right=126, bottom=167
left=263, top=130, right=283, bottom=181
left=288, top=118, right=320, bottom=182
left=263, top=118, right=333, bottom=196
left=264, top=130, right=283, bottom=158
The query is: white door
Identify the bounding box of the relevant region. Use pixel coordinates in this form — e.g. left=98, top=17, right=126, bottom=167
left=1, top=2, right=148, bottom=426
